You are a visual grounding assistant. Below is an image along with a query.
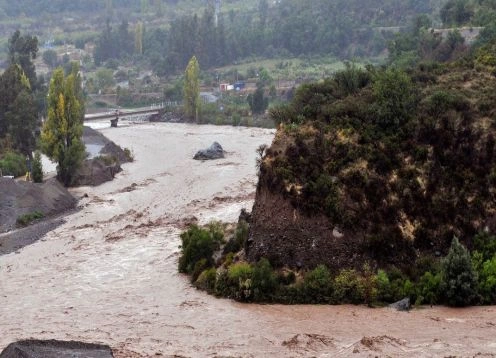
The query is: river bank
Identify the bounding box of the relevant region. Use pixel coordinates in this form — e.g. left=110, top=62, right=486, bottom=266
left=1, top=121, right=495, bottom=357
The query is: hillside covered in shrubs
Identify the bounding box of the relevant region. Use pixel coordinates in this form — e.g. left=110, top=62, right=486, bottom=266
left=178, top=46, right=496, bottom=306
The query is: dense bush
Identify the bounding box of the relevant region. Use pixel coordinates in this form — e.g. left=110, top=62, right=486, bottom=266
left=194, top=268, right=217, bottom=293
left=473, top=232, right=496, bottom=261
left=477, top=256, right=496, bottom=304
left=333, top=63, right=371, bottom=96
left=372, top=68, right=418, bottom=127
left=333, top=269, right=364, bottom=304
left=251, top=259, right=277, bottom=301
left=228, top=262, right=254, bottom=301
left=179, top=217, right=496, bottom=306
left=416, top=271, right=442, bottom=305
left=178, top=224, right=223, bottom=274
left=301, top=265, right=334, bottom=303
left=0, top=151, right=27, bottom=177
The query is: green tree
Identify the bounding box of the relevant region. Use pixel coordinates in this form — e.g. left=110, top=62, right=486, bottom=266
left=372, top=68, right=417, bottom=128
left=247, top=83, right=269, bottom=115
left=183, top=56, right=200, bottom=122
left=42, top=49, right=58, bottom=68
left=41, top=65, right=85, bottom=186
left=95, top=68, right=115, bottom=92
left=441, top=0, right=473, bottom=26
left=441, top=237, right=478, bottom=306
left=0, top=64, right=38, bottom=155
left=32, top=150, right=43, bottom=183
left=8, top=30, right=38, bottom=90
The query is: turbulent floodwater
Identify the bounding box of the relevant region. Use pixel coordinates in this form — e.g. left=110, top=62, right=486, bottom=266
left=1, top=122, right=496, bottom=357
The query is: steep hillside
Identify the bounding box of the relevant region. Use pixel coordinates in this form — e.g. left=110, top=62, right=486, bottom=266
left=247, top=60, right=496, bottom=271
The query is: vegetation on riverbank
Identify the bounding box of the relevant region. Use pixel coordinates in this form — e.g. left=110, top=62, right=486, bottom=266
left=179, top=221, right=496, bottom=307
left=16, top=211, right=44, bottom=227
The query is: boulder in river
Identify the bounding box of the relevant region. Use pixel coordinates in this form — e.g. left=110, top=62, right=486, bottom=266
left=389, top=298, right=411, bottom=311
left=193, top=142, right=225, bottom=160
left=0, top=340, right=114, bottom=358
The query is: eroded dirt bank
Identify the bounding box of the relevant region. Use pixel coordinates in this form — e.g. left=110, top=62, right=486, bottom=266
left=1, top=122, right=496, bottom=357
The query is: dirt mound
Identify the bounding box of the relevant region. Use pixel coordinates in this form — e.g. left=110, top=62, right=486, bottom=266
left=0, top=177, right=76, bottom=233
left=0, top=340, right=113, bottom=358
left=72, top=126, right=132, bottom=187
left=71, top=159, right=122, bottom=187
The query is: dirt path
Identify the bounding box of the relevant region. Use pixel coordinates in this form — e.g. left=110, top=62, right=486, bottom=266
left=1, top=122, right=496, bottom=357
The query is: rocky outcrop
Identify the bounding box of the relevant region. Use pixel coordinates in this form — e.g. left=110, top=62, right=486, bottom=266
left=72, top=126, right=132, bottom=187
left=389, top=298, right=411, bottom=311
left=246, top=187, right=368, bottom=271
left=193, top=142, right=225, bottom=160
left=71, top=158, right=122, bottom=187
left=0, top=340, right=113, bottom=358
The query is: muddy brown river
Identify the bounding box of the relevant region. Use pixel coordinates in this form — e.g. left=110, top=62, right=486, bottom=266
left=1, top=122, right=496, bottom=357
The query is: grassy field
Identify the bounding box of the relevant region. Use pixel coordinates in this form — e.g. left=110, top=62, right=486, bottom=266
left=214, top=55, right=386, bottom=82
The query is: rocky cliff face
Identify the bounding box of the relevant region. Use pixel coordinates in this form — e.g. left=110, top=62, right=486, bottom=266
left=247, top=187, right=367, bottom=271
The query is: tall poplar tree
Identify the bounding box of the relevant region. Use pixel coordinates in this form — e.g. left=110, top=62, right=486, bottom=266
left=135, top=22, right=144, bottom=55
left=183, top=56, right=200, bottom=122
left=41, top=64, right=85, bottom=186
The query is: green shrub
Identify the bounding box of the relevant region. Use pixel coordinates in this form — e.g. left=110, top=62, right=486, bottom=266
left=252, top=259, right=277, bottom=301
left=302, top=265, right=333, bottom=303
left=361, top=263, right=378, bottom=306
left=376, top=269, right=392, bottom=302
left=333, top=269, right=364, bottom=304
left=214, top=267, right=232, bottom=297
left=191, top=258, right=209, bottom=283
left=31, top=151, right=43, bottom=183
left=372, top=68, right=417, bottom=128
left=178, top=224, right=223, bottom=274
left=16, top=211, right=44, bottom=227
left=228, top=262, right=253, bottom=281
left=195, top=268, right=217, bottom=293
left=0, top=151, right=27, bottom=177
left=477, top=256, right=496, bottom=304
left=473, top=232, right=496, bottom=262
left=333, top=62, right=371, bottom=96
left=416, top=271, right=442, bottom=305
left=223, top=220, right=248, bottom=254
left=441, top=237, right=478, bottom=306
left=228, top=262, right=254, bottom=301
left=224, top=252, right=234, bottom=267
left=425, top=90, right=470, bottom=117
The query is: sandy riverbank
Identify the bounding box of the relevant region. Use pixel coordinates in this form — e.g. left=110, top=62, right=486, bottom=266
left=1, top=121, right=496, bottom=357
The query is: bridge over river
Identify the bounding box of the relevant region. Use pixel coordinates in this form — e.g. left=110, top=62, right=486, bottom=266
left=84, top=103, right=177, bottom=121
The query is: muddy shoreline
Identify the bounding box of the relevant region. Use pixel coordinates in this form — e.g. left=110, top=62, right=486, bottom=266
left=1, top=121, right=495, bottom=357
left=0, top=207, right=79, bottom=256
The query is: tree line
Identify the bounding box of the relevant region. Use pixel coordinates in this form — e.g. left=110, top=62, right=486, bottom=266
left=0, top=30, right=86, bottom=186
left=92, top=0, right=439, bottom=76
